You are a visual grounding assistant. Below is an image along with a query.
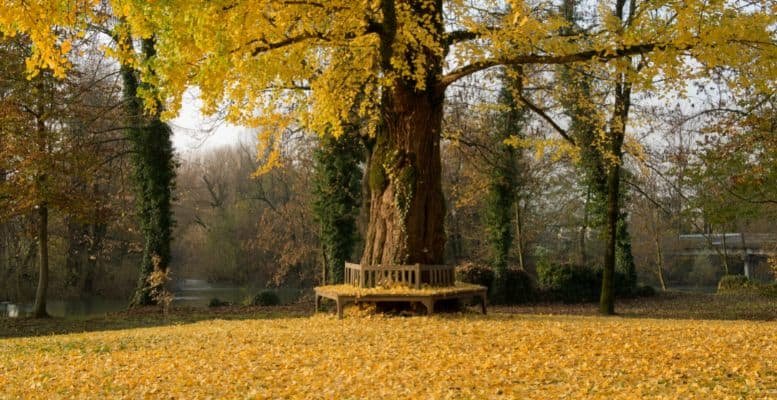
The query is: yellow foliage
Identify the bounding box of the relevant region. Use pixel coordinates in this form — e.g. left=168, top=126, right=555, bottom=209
left=504, top=136, right=579, bottom=162
left=1, top=315, right=776, bottom=398
left=1, top=0, right=775, bottom=189
left=0, top=0, right=99, bottom=78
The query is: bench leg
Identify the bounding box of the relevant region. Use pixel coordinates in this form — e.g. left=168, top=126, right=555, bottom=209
left=336, top=298, right=343, bottom=319
left=314, top=295, right=321, bottom=313
left=480, top=294, right=487, bottom=315
left=422, top=299, right=435, bottom=315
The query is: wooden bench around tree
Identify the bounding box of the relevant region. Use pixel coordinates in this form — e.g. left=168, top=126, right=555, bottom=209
left=344, top=262, right=456, bottom=289
left=314, top=284, right=487, bottom=319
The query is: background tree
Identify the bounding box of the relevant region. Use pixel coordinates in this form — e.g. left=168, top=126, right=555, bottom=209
left=312, top=134, right=364, bottom=284
left=120, top=36, right=177, bottom=307
left=0, top=35, right=121, bottom=316
left=485, top=67, right=528, bottom=303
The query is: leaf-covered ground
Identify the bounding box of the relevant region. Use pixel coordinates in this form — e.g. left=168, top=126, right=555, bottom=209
left=2, top=313, right=776, bottom=399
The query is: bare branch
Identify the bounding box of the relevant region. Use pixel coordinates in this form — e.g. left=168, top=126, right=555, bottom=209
left=515, top=93, right=575, bottom=146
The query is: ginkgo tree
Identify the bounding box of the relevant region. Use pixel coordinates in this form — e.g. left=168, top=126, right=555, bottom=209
left=2, top=0, right=775, bottom=313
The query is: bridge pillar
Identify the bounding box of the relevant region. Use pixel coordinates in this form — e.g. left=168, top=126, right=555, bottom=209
left=744, top=249, right=753, bottom=279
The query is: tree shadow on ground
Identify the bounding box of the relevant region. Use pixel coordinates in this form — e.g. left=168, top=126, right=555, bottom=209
left=494, top=291, right=777, bottom=321
left=0, top=304, right=312, bottom=339
left=4, top=291, right=775, bottom=339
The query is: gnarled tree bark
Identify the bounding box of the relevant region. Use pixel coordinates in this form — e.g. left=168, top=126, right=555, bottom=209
left=360, top=0, right=446, bottom=267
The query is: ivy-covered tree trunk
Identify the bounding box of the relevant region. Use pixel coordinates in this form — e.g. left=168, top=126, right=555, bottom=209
left=486, top=67, right=526, bottom=303
left=615, top=215, right=637, bottom=291
left=312, top=135, right=363, bottom=284
left=123, top=38, right=176, bottom=307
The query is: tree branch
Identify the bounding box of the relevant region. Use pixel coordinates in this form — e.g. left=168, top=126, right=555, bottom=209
left=439, top=42, right=685, bottom=89
left=444, top=30, right=481, bottom=47
left=515, top=93, right=575, bottom=146
left=249, top=32, right=326, bottom=57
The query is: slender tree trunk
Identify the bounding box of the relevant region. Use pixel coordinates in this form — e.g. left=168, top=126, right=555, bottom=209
left=32, top=110, right=50, bottom=318
left=600, top=76, right=631, bottom=315
left=580, top=188, right=590, bottom=266
left=649, top=208, right=668, bottom=290
left=654, top=233, right=667, bottom=291
left=514, top=200, right=525, bottom=270
left=486, top=65, right=525, bottom=303
left=32, top=203, right=49, bottom=318
left=0, top=220, right=7, bottom=294
left=721, top=230, right=730, bottom=275
left=0, top=168, right=6, bottom=285
left=321, top=234, right=328, bottom=285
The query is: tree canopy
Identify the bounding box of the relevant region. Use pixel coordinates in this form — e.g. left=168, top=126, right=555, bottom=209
left=3, top=0, right=775, bottom=138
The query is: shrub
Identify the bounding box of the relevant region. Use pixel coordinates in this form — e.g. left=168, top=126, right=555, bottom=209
left=457, top=263, right=536, bottom=304
left=208, top=298, right=230, bottom=308
left=147, top=264, right=173, bottom=314
left=717, top=274, right=753, bottom=293
left=689, top=255, right=722, bottom=287
left=252, top=290, right=281, bottom=306
left=536, top=263, right=636, bottom=303
left=759, top=283, right=777, bottom=298
left=537, top=263, right=601, bottom=303
left=498, top=268, right=535, bottom=304
left=456, top=262, right=494, bottom=290
left=635, top=285, right=656, bottom=297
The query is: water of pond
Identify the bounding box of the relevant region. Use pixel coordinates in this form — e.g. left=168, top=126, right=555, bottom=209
left=0, top=279, right=308, bottom=319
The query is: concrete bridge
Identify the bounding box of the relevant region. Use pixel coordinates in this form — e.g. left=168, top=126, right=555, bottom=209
left=676, top=233, right=776, bottom=280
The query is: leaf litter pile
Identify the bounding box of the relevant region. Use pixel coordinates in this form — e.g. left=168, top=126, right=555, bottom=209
left=1, top=314, right=775, bottom=398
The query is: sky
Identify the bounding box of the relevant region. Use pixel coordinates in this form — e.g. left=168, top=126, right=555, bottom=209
left=169, top=89, right=256, bottom=157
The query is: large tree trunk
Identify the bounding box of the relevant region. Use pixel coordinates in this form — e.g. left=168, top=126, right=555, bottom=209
left=32, top=203, right=49, bottom=318
left=360, top=0, right=446, bottom=267
left=361, top=84, right=446, bottom=266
